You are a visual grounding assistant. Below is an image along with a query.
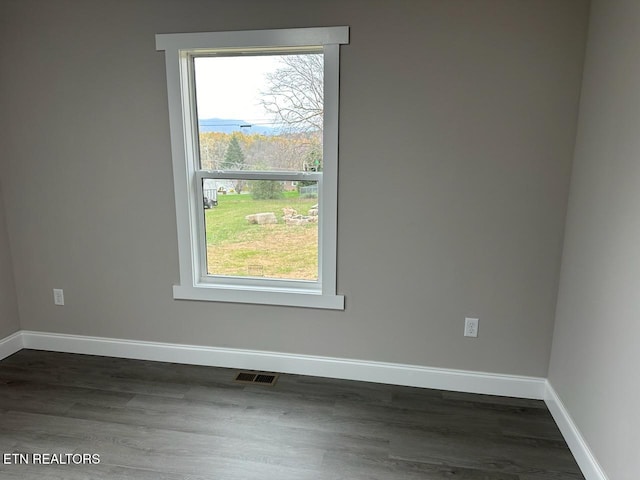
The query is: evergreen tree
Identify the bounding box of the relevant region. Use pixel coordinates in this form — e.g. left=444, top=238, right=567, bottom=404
left=221, top=135, right=246, bottom=193
left=298, top=145, right=322, bottom=195
left=304, top=144, right=322, bottom=172
left=221, top=135, right=245, bottom=170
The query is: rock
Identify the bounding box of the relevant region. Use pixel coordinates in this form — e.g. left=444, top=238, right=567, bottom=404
left=284, top=215, right=318, bottom=225
left=245, top=212, right=277, bottom=225
left=282, top=204, right=319, bottom=226
left=282, top=207, right=297, bottom=218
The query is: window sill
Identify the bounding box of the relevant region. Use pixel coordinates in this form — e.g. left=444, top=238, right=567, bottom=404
left=173, top=284, right=345, bottom=310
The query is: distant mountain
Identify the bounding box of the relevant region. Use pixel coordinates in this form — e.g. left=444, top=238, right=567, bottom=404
left=198, top=118, right=280, bottom=135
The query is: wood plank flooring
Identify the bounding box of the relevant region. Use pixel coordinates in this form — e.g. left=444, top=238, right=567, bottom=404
left=0, top=350, right=584, bottom=479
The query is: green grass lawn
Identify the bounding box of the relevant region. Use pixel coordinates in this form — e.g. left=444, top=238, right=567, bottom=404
left=204, top=191, right=318, bottom=280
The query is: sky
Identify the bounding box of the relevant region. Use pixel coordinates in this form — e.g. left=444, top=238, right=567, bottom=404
left=194, top=55, right=282, bottom=126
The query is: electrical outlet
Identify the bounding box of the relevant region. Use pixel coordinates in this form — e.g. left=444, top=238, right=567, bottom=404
left=53, top=288, right=64, bottom=306
left=464, top=317, right=478, bottom=337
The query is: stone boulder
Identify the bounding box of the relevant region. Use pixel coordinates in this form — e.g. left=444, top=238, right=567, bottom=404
left=245, top=212, right=277, bottom=225
left=282, top=207, right=297, bottom=217
left=282, top=206, right=318, bottom=225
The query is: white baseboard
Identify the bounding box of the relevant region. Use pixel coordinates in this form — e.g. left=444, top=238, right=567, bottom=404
left=12, top=329, right=547, bottom=399
left=545, top=382, right=610, bottom=480
left=6, top=330, right=609, bottom=478
left=0, top=330, right=23, bottom=360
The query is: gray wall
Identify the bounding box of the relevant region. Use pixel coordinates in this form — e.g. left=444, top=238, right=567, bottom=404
left=548, top=0, right=640, bottom=478
left=0, top=0, right=588, bottom=377
left=0, top=183, right=20, bottom=338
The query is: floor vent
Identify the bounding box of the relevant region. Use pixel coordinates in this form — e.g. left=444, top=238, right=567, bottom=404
left=234, top=371, right=279, bottom=386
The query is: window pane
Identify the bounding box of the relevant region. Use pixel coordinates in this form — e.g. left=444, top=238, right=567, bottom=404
left=202, top=179, right=319, bottom=281
left=194, top=54, right=323, bottom=172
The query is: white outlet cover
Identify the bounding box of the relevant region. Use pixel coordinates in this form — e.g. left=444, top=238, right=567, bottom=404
left=464, top=317, right=479, bottom=337
left=53, top=289, right=64, bottom=306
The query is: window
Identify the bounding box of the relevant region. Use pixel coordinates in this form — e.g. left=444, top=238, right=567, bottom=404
left=156, top=27, right=348, bottom=309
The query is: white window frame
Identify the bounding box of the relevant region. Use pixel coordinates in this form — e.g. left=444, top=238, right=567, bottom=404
left=156, top=27, right=348, bottom=310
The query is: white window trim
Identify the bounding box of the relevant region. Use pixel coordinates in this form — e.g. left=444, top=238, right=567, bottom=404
left=156, top=27, right=348, bottom=310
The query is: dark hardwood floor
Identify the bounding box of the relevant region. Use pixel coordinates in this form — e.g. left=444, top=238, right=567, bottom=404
left=0, top=350, right=584, bottom=479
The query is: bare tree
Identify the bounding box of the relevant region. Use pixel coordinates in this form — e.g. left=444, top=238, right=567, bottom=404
left=199, top=133, right=229, bottom=170
left=260, top=54, right=323, bottom=132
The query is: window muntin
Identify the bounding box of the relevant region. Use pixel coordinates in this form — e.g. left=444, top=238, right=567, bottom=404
left=156, top=27, right=347, bottom=309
